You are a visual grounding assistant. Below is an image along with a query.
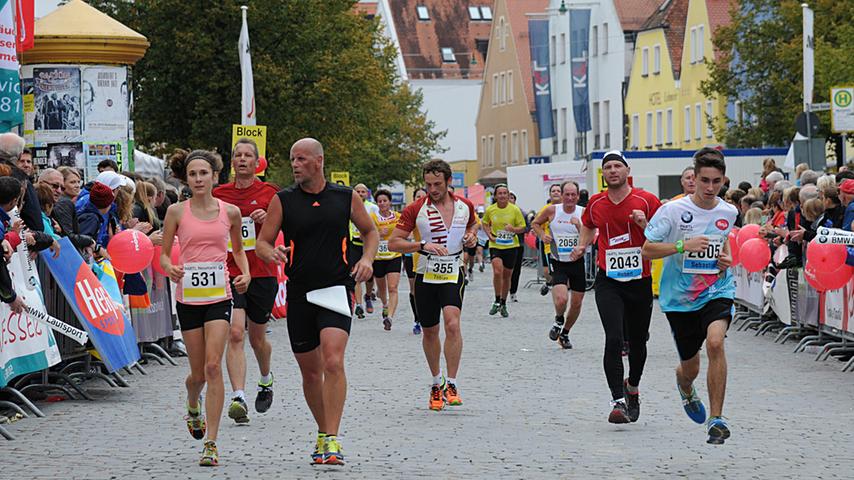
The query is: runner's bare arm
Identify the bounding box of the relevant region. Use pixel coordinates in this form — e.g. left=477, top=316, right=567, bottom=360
left=531, top=205, right=554, bottom=243
left=642, top=236, right=708, bottom=259
left=569, top=224, right=595, bottom=261
left=256, top=195, right=288, bottom=264
left=389, top=227, right=418, bottom=253
left=227, top=204, right=251, bottom=293
left=351, top=191, right=377, bottom=282
left=717, top=236, right=733, bottom=270
left=160, top=203, right=184, bottom=282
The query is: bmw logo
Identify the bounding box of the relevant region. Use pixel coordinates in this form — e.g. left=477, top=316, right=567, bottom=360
left=681, top=211, right=693, bottom=223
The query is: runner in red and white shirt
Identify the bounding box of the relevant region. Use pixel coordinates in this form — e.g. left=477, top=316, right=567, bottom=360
left=213, top=138, right=280, bottom=424
left=389, top=160, right=478, bottom=411
left=570, top=150, right=661, bottom=425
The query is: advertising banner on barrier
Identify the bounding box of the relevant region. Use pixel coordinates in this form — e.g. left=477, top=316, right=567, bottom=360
left=0, top=250, right=61, bottom=388
left=41, top=238, right=140, bottom=372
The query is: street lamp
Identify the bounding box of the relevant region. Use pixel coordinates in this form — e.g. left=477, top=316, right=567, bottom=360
left=559, top=0, right=567, bottom=14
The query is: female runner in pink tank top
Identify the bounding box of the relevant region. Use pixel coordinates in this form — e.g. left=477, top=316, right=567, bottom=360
left=159, top=149, right=250, bottom=467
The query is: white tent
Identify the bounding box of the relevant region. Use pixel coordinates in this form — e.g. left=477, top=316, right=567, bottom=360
left=133, top=149, right=165, bottom=178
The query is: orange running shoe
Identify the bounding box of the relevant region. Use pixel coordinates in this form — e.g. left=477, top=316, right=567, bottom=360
left=444, top=383, right=462, bottom=406
left=429, top=384, right=445, bottom=411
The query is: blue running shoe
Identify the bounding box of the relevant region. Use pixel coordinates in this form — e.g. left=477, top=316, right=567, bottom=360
left=413, top=322, right=422, bottom=335
left=677, top=381, right=707, bottom=424
left=706, top=416, right=731, bottom=445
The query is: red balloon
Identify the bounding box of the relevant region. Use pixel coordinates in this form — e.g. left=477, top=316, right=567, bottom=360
left=152, top=239, right=181, bottom=275
left=806, top=240, right=848, bottom=273
left=524, top=232, right=536, bottom=250
left=737, top=224, right=761, bottom=248
left=805, top=261, right=853, bottom=292
left=255, top=156, right=268, bottom=174
left=728, top=230, right=740, bottom=266
left=107, top=229, right=154, bottom=274
left=740, top=238, right=770, bottom=273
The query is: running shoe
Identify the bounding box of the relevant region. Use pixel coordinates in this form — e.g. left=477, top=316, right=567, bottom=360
left=382, top=306, right=389, bottom=318
left=489, top=302, right=500, bottom=315
left=184, top=406, right=206, bottom=440
left=548, top=317, right=564, bottom=341
left=199, top=440, right=218, bottom=467
left=558, top=332, right=573, bottom=349
left=256, top=374, right=274, bottom=413
left=227, top=396, right=250, bottom=424
left=382, top=316, right=392, bottom=331
left=623, top=379, right=640, bottom=422
left=677, top=381, right=707, bottom=424
left=354, top=305, right=365, bottom=319
left=510, top=293, right=518, bottom=303
left=413, top=322, right=422, bottom=335
left=365, top=295, right=374, bottom=314
left=429, top=384, right=445, bottom=411
left=500, top=304, right=509, bottom=318
left=706, top=416, right=731, bottom=445
left=324, top=436, right=345, bottom=465
left=608, top=399, right=631, bottom=424
left=540, top=284, right=550, bottom=296
left=311, top=433, right=326, bottom=464
left=479, top=263, right=484, bottom=272
left=371, top=292, right=377, bottom=302
left=621, top=340, right=630, bottom=357
left=444, top=383, right=462, bottom=406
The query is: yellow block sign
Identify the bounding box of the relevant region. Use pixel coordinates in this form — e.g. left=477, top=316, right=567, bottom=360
left=232, top=124, right=267, bottom=175
left=331, top=171, right=350, bottom=186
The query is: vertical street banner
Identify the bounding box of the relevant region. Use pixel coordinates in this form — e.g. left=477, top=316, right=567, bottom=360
left=33, top=66, right=82, bottom=144
left=0, top=249, right=61, bottom=388
left=0, top=0, right=22, bottom=132
left=81, top=66, right=129, bottom=142
left=14, top=0, right=34, bottom=52
left=570, top=9, right=591, bottom=133
left=802, top=4, right=814, bottom=110
left=239, top=6, right=256, bottom=126
left=528, top=19, right=555, bottom=140
left=41, top=238, right=140, bottom=372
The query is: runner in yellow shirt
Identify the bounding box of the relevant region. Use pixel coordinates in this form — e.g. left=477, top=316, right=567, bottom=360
left=536, top=184, right=563, bottom=296
left=482, top=184, right=527, bottom=317
left=371, top=189, right=402, bottom=331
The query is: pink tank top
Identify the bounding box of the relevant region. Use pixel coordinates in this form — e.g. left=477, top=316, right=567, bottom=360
left=175, top=198, right=232, bottom=304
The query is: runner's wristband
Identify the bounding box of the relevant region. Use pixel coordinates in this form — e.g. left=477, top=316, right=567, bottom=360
left=675, top=240, right=684, bottom=254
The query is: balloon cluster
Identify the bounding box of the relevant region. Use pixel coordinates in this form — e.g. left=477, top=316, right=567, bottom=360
left=803, top=228, right=854, bottom=292
left=730, top=224, right=770, bottom=273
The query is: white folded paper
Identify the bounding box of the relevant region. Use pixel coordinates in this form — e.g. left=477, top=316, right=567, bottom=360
left=306, top=285, right=352, bottom=317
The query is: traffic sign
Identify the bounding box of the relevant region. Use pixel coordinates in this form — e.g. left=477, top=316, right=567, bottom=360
left=831, top=86, right=854, bottom=132
left=528, top=155, right=550, bottom=164
left=795, top=112, right=820, bottom=137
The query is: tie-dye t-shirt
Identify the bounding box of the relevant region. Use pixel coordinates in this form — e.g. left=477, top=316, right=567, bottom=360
left=644, top=196, right=739, bottom=312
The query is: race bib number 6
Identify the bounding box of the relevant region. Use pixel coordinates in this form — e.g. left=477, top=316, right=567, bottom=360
left=682, top=235, right=724, bottom=274
left=182, top=262, right=227, bottom=302
left=424, top=255, right=460, bottom=284
left=605, top=247, right=642, bottom=281
left=228, top=217, right=256, bottom=252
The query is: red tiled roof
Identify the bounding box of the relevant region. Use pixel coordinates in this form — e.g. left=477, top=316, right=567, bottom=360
left=354, top=1, right=378, bottom=17
left=641, top=0, right=689, bottom=80
left=389, top=1, right=493, bottom=79
left=614, top=0, right=661, bottom=32
left=705, top=0, right=734, bottom=59
left=504, top=0, right=549, bottom=112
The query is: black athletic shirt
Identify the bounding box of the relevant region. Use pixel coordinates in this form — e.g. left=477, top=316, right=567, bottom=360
left=278, top=182, right=354, bottom=300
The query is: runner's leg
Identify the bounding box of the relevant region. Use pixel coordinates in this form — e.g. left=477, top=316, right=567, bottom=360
left=565, top=291, right=584, bottom=331
left=443, top=306, right=462, bottom=379
left=202, top=320, right=229, bottom=441
left=509, top=246, right=523, bottom=295
left=594, top=277, right=627, bottom=400
left=182, top=327, right=207, bottom=410
left=225, top=310, right=246, bottom=395
left=705, top=319, right=728, bottom=417
left=552, top=283, right=568, bottom=316
left=375, top=275, right=388, bottom=312
left=294, top=348, right=326, bottom=430
left=319, top=328, right=349, bottom=435
left=247, top=321, right=272, bottom=378
left=624, top=280, right=653, bottom=389
left=386, top=272, right=400, bottom=318
left=491, top=257, right=504, bottom=298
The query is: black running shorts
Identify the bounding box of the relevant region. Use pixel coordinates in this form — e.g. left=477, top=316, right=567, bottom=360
left=403, top=255, right=416, bottom=279
left=286, top=289, right=354, bottom=354
left=490, top=247, right=517, bottom=269
left=176, top=299, right=233, bottom=331
left=665, top=298, right=733, bottom=361
left=414, top=272, right=466, bottom=329
left=549, top=258, right=586, bottom=293
left=230, top=277, right=278, bottom=325
left=463, top=245, right=477, bottom=256
left=347, top=242, right=363, bottom=269
left=373, top=257, right=403, bottom=278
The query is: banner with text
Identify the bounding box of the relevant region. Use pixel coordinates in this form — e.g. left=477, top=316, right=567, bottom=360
left=570, top=9, right=591, bottom=133
left=0, top=0, right=23, bottom=132
left=528, top=19, right=555, bottom=140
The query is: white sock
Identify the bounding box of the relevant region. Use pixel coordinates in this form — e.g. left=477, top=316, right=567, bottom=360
left=259, top=373, right=273, bottom=385
left=447, top=377, right=457, bottom=387
left=432, top=372, right=443, bottom=385
left=233, top=390, right=245, bottom=401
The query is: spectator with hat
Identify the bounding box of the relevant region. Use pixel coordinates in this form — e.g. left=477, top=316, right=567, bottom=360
left=77, top=181, right=119, bottom=255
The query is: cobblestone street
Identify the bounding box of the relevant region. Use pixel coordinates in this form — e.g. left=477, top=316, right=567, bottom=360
left=3, top=266, right=854, bottom=479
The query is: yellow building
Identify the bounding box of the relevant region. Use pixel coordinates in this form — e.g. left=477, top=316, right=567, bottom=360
left=450, top=159, right=481, bottom=188
left=625, top=0, right=730, bottom=152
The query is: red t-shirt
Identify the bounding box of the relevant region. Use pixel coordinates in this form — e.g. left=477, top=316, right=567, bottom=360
left=581, top=188, right=661, bottom=277
left=213, top=179, right=280, bottom=278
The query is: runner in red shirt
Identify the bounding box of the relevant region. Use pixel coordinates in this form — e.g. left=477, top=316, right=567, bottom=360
left=213, top=138, right=280, bottom=425
left=570, top=150, right=661, bottom=424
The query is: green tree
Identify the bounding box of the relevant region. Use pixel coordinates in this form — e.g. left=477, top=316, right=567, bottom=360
left=88, top=0, right=444, bottom=187
left=701, top=0, right=854, bottom=148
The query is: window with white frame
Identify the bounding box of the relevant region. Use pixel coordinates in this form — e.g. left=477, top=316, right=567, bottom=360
left=441, top=47, right=455, bottom=63
left=646, top=112, right=653, bottom=147
left=591, top=25, right=598, bottom=56
left=631, top=114, right=639, bottom=148
left=561, top=108, right=568, bottom=153
left=705, top=100, right=713, bottom=137
left=501, top=133, right=508, bottom=166
left=521, top=130, right=529, bottom=161
left=499, top=72, right=506, bottom=104
left=560, top=33, right=567, bottom=64
left=552, top=109, right=558, bottom=152
left=602, top=23, right=608, bottom=53
left=602, top=101, right=611, bottom=148
left=507, top=71, right=514, bottom=103
left=492, top=73, right=498, bottom=105
left=468, top=6, right=481, bottom=20
left=684, top=106, right=691, bottom=142
left=592, top=102, right=600, bottom=149
left=656, top=110, right=663, bottom=145
left=481, top=136, right=487, bottom=166
left=417, top=5, right=429, bottom=20
left=550, top=35, right=556, bottom=66
left=695, top=103, right=702, bottom=140
left=698, top=25, right=705, bottom=61
left=653, top=44, right=661, bottom=74
left=666, top=108, right=673, bottom=144
left=481, top=6, right=493, bottom=20
left=488, top=135, right=495, bottom=166
left=642, top=47, right=649, bottom=76
left=511, top=131, right=519, bottom=164
left=499, top=17, right=507, bottom=51
left=690, top=27, right=697, bottom=63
